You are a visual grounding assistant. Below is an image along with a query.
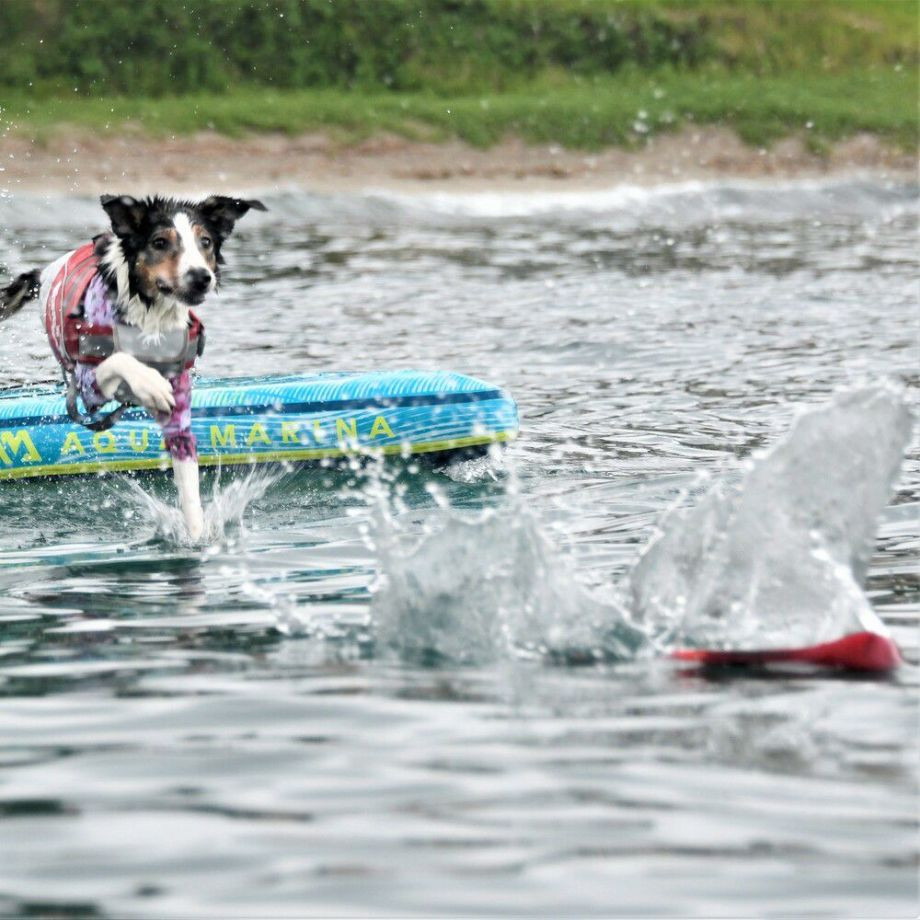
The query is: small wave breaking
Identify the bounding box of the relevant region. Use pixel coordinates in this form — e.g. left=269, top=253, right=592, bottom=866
left=368, top=178, right=917, bottom=226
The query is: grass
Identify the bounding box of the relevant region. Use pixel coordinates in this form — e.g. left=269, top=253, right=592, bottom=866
left=1, top=1, right=915, bottom=153
left=3, top=68, right=916, bottom=152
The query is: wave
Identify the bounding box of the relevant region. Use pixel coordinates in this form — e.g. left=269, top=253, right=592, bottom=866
left=372, top=178, right=918, bottom=224
left=2, top=178, right=916, bottom=233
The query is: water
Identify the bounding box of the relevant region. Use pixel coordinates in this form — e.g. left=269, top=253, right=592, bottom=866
left=0, top=179, right=917, bottom=918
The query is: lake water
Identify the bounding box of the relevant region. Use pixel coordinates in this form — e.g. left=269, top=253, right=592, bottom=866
left=0, top=178, right=917, bottom=918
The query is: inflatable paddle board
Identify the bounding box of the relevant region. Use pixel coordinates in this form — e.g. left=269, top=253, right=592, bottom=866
left=0, top=370, right=518, bottom=479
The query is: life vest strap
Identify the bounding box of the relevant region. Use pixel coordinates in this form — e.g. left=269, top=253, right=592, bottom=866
left=64, top=315, right=204, bottom=373
left=63, top=368, right=129, bottom=432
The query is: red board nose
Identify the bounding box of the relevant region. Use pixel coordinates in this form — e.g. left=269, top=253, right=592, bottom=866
left=671, top=631, right=902, bottom=673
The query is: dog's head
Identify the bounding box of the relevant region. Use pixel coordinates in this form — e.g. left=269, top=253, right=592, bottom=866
left=99, top=195, right=267, bottom=306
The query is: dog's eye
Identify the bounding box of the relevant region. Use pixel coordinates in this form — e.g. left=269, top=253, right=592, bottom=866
left=151, top=237, right=169, bottom=251
left=200, top=237, right=212, bottom=250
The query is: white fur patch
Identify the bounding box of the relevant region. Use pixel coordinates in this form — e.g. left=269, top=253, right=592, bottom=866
left=100, top=237, right=131, bottom=301
left=123, top=296, right=190, bottom=341
left=174, top=212, right=213, bottom=284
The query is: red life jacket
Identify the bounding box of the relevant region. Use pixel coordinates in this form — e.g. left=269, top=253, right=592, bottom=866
left=45, top=242, right=204, bottom=374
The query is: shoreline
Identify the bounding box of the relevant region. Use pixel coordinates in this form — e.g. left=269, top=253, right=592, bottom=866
left=1, top=127, right=915, bottom=196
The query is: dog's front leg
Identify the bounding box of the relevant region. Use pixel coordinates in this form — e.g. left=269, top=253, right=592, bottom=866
left=96, top=355, right=203, bottom=540
left=95, top=352, right=175, bottom=413
left=172, top=456, right=204, bottom=541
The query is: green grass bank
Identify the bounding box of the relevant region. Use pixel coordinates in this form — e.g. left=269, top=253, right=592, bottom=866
left=1, top=0, right=916, bottom=151
left=4, top=70, right=915, bottom=152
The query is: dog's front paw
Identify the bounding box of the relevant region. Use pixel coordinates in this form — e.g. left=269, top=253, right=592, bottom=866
left=184, top=504, right=205, bottom=542
left=97, top=353, right=175, bottom=414
left=128, top=363, right=176, bottom=414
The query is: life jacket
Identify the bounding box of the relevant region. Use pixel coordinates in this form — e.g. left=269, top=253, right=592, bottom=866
left=45, top=241, right=205, bottom=377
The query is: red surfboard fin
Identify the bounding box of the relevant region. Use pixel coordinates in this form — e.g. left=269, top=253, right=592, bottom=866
left=671, top=631, right=901, bottom=673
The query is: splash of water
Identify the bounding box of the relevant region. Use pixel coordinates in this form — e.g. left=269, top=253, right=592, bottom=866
left=366, top=384, right=911, bottom=664
left=194, top=385, right=908, bottom=664
left=123, top=467, right=282, bottom=545
left=440, top=444, right=507, bottom=484
left=626, top=384, right=913, bottom=650
left=364, top=446, right=643, bottom=664
left=372, top=502, right=643, bottom=665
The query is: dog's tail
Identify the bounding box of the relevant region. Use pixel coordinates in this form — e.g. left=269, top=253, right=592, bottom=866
left=0, top=269, right=41, bottom=322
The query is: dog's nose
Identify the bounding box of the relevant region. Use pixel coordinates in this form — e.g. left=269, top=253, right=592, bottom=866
left=186, top=268, right=212, bottom=292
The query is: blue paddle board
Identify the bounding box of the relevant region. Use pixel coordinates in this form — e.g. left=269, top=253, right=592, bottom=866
left=0, top=370, right=518, bottom=479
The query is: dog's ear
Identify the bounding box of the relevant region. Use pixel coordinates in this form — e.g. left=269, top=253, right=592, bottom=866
left=100, top=195, right=149, bottom=238
left=198, top=196, right=267, bottom=239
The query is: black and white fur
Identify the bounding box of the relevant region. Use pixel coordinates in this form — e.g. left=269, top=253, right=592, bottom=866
left=1, top=194, right=266, bottom=540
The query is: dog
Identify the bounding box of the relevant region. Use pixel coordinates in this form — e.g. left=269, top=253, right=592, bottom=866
left=0, top=194, right=266, bottom=540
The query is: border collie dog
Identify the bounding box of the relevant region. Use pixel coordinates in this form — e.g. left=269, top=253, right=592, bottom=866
left=0, top=194, right=266, bottom=540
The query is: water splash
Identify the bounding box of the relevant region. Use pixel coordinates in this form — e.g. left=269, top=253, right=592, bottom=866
left=123, top=467, right=281, bottom=545
left=626, top=384, right=913, bottom=650
left=372, top=501, right=643, bottom=665
left=440, top=444, right=507, bottom=484
left=358, top=441, right=641, bottom=664
left=113, top=384, right=906, bottom=664
left=366, top=384, right=911, bottom=664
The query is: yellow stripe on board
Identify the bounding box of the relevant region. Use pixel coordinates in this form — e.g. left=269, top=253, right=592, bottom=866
left=0, top=431, right=516, bottom=480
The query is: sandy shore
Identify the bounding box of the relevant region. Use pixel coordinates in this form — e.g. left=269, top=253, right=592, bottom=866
left=1, top=127, right=915, bottom=196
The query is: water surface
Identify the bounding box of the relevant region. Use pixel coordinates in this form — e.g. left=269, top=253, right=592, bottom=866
left=0, top=179, right=917, bottom=918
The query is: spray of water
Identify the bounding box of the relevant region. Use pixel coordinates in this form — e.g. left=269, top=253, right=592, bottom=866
left=122, top=466, right=282, bottom=545
left=626, top=383, right=912, bottom=650
left=119, top=384, right=911, bottom=666
left=364, top=384, right=911, bottom=664
left=348, top=441, right=641, bottom=664
left=372, top=501, right=643, bottom=665
left=121, top=465, right=310, bottom=633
